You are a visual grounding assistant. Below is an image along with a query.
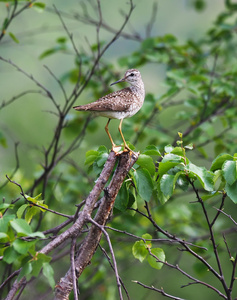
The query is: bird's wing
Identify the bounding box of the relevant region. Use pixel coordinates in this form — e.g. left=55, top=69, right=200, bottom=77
left=74, top=88, right=135, bottom=112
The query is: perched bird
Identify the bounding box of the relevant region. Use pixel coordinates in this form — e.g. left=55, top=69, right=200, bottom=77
left=73, top=69, right=145, bottom=153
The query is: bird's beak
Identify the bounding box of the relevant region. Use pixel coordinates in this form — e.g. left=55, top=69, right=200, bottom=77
left=110, top=77, right=125, bottom=86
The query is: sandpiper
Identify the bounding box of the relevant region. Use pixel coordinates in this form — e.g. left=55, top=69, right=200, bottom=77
left=73, top=69, right=145, bottom=153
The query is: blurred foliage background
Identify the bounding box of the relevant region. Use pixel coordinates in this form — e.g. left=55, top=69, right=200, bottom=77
left=0, top=0, right=237, bottom=299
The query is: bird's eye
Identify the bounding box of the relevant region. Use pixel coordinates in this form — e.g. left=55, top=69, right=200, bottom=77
left=130, top=73, right=134, bottom=77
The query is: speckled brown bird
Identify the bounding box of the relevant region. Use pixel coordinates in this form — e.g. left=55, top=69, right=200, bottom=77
left=73, top=69, right=145, bottom=153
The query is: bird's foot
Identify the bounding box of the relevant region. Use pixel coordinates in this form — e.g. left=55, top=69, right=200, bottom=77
left=111, top=144, right=139, bottom=157
left=124, top=144, right=140, bottom=158
left=111, top=145, right=124, bottom=155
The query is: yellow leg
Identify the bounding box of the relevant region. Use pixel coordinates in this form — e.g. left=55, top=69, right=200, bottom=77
left=118, top=119, right=131, bottom=152
left=105, top=119, right=116, bottom=150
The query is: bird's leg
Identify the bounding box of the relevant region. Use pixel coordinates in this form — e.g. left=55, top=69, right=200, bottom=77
left=105, top=119, right=122, bottom=154
left=118, top=119, right=139, bottom=158
left=105, top=119, right=115, bottom=148
left=118, top=119, right=130, bottom=152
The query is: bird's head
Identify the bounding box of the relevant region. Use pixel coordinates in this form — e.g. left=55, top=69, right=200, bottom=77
left=110, top=69, right=141, bottom=87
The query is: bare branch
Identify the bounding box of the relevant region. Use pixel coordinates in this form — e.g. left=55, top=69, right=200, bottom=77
left=6, top=175, right=72, bottom=219
left=0, top=90, right=43, bottom=110
left=0, top=56, right=60, bottom=112
left=0, top=1, right=37, bottom=42
left=146, top=247, right=227, bottom=299
left=145, top=2, right=158, bottom=38
left=213, top=206, right=237, bottom=226
left=43, top=65, right=68, bottom=102
left=89, top=218, right=123, bottom=300
left=54, top=151, right=139, bottom=299
left=0, top=142, right=19, bottom=190
left=99, top=244, right=130, bottom=300
left=133, top=281, right=186, bottom=300
left=70, top=238, right=79, bottom=300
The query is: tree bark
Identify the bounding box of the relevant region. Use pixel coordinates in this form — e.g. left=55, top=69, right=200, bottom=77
left=54, top=151, right=138, bottom=300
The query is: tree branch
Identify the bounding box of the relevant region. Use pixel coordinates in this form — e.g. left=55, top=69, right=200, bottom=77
left=54, top=151, right=139, bottom=299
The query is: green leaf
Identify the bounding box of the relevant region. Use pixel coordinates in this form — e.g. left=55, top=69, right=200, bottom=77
left=0, top=232, right=8, bottom=240
left=164, top=145, right=174, bottom=153
left=25, top=206, right=39, bottom=224
left=186, top=163, right=214, bottom=191
left=96, top=152, right=109, bottom=167
left=2, top=18, right=9, bottom=30
left=57, top=37, right=67, bottom=44
left=9, top=32, right=19, bottom=43
left=13, top=239, right=36, bottom=255
left=222, top=160, right=237, bottom=185
left=132, top=240, right=147, bottom=262
left=185, top=143, right=193, bottom=150
left=17, top=204, right=29, bottom=219
left=43, top=262, right=55, bottom=289
left=18, top=261, right=33, bottom=281
left=10, top=219, right=32, bottom=236
left=127, top=190, right=136, bottom=211
left=0, top=131, right=7, bottom=147
left=31, top=259, right=44, bottom=278
left=114, top=183, right=129, bottom=212
left=27, top=231, right=45, bottom=238
left=32, top=2, right=46, bottom=12
left=171, top=147, right=184, bottom=156
left=160, top=174, right=175, bottom=198
left=162, top=153, right=184, bottom=163
left=134, top=168, right=153, bottom=202
left=0, top=214, right=15, bottom=232
left=3, top=247, right=21, bottom=264
left=31, top=253, right=52, bottom=277
left=143, top=145, right=161, bottom=156
left=176, top=174, right=189, bottom=191
left=157, top=183, right=169, bottom=204
left=210, top=153, right=233, bottom=171
left=10, top=219, right=44, bottom=238
left=142, top=233, right=152, bottom=241
left=159, top=171, right=185, bottom=200
left=147, top=248, right=165, bottom=270
left=85, top=150, right=98, bottom=166
left=158, top=155, right=184, bottom=177
left=136, top=154, right=156, bottom=176
left=225, top=182, right=237, bottom=204
left=0, top=203, right=14, bottom=212
left=25, top=193, right=42, bottom=203
left=97, top=145, right=108, bottom=153
left=39, top=48, right=57, bottom=60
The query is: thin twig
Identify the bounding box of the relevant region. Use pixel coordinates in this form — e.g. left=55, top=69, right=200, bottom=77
left=133, top=281, right=186, bottom=300
left=0, top=90, right=43, bottom=110
left=188, top=180, right=229, bottom=297
left=0, top=56, right=59, bottom=111
left=147, top=247, right=227, bottom=299
left=105, top=226, right=207, bottom=250
left=145, top=2, right=158, bottom=38
left=6, top=175, right=72, bottom=219
left=98, top=244, right=130, bottom=300
left=213, top=206, right=237, bottom=226
left=88, top=218, right=123, bottom=300
left=131, top=202, right=222, bottom=282
left=0, top=142, right=20, bottom=190
left=44, top=65, right=68, bottom=102
left=0, top=270, right=20, bottom=291
left=210, top=193, right=226, bottom=227
left=71, top=238, right=79, bottom=300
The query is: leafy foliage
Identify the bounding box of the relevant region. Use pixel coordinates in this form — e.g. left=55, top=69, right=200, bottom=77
left=132, top=233, right=165, bottom=270
left=0, top=1, right=237, bottom=300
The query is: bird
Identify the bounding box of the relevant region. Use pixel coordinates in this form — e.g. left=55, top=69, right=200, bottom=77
left=73, top=69, right=145, bottom=153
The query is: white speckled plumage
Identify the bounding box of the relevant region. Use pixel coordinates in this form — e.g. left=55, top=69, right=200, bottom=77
left=73, top=69, right=145, bottom=152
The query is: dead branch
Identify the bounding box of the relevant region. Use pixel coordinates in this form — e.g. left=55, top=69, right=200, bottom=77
left=54, top=151, right=138, bottom=300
